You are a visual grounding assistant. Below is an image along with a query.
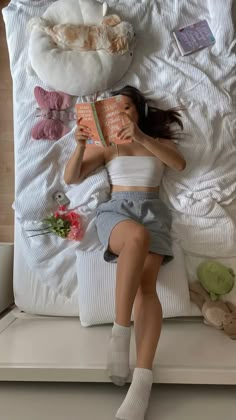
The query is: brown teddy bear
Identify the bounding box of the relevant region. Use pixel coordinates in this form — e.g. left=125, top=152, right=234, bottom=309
left=190, top=281, right=236, bottom=339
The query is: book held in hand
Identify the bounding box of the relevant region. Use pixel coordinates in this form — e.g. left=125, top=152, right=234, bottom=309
left=173, top=19, right=215, bottom=56
left=75, top=95, right=132, bottom=147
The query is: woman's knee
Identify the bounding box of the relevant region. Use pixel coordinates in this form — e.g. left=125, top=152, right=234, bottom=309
left=128, top=224, right=151, bottom=249
left=108, top=220, right=150, bottom=256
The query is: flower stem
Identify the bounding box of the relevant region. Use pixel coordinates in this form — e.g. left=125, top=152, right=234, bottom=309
left=27, top=232, right=52, bottom=238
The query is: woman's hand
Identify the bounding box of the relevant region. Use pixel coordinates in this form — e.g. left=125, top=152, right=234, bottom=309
left=75, top=118, right=91, bottom=147
left=117, top=113, right=144, bottom=143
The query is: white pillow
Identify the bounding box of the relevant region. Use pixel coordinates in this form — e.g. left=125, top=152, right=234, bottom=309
left=20, top=168, right=110, bottom=296
left=28, top=0, right=134, bottom=95
left=76, top=241, right=192, bottom=327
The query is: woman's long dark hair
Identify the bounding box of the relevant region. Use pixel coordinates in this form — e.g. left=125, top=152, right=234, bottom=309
left=111, top=85, right=183, bottom=140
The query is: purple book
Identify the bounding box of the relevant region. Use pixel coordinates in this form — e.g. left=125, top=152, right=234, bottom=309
left=173, top=19, right=216, bottom=56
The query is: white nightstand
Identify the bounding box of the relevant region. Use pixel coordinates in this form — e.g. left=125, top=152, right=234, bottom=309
left=0, top=242, right=14, bottom=314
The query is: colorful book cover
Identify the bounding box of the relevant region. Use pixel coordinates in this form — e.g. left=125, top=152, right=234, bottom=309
left=173, top=19, right=216, bottom=56
left=75, top=95, right=132, bottom=147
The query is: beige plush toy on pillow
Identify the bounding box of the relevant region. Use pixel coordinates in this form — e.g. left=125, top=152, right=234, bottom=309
left=29, top=14, right=135, bottom=55
left=27, top=0, right=134, bottom=95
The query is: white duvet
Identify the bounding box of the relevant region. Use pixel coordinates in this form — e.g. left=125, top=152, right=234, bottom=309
left=3, top=0, right=236, bottom=299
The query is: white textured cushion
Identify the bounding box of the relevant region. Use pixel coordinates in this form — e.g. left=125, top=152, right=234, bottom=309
left=28, top=0, right=133, bottom=95
left=77, top=241, right=192, bottom=327
left=20, top=167, right=110, bottom=296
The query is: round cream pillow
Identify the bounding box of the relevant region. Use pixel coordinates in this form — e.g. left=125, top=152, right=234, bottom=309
left=28, top=0, right=134, bottom=96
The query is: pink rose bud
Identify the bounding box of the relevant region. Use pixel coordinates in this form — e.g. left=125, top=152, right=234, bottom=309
left=58, top=205, right=66, bottom=211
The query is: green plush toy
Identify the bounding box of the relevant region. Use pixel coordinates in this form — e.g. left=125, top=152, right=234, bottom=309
left=197, top=261, right=235, bottom=301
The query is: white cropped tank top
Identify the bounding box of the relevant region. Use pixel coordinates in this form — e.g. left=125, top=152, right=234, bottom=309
left=105, top=144, right=165, bottom=187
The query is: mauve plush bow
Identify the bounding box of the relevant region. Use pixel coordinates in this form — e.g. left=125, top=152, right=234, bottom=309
left=31, top=87, right=76, bottom=141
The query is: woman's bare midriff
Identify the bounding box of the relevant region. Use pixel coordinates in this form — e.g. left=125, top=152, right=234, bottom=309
left=111, top=185, right=160, bottom=192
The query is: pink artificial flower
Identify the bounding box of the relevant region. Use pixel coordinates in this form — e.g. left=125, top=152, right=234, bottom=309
left=69, top=211, right=79, bottom=221
left=67, top=225, right=84, bottom=241
left=49, top=206, right=84, bottom=241
left=71, top=220, right=79, bottom=228
left=64, top=211, right=80, bottom=223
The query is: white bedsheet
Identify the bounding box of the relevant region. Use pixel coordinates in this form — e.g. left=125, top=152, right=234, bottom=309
left=3, top=0, right=236, bottom=301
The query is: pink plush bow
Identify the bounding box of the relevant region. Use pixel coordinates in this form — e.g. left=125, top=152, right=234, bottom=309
left=31, top=87, right=76, bottom=141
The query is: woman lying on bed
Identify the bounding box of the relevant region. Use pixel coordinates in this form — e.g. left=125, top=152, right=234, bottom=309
left=64, top=85, right=186, bottom=420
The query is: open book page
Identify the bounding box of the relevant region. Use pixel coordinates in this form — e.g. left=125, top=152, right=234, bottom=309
left=95, top=95, right=132, bottom=145
left=76, top=103, right=107, bottom=147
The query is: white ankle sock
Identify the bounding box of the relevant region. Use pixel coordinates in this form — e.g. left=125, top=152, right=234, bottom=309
left=115, top=368, right=153, bottom=420
left=108, top=322, right=131, bottom=386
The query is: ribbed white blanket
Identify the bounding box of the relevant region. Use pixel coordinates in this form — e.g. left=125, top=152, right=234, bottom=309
left=3, top=0, right=236, bottom=299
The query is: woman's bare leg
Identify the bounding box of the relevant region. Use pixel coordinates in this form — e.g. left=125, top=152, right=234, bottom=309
left=107, top=220, right=151, bottom=386
left=133, top=253, right=163, bottom=369
left=114, top=252, right=164, bottom=420
left=109, top=220, right=151, bottom=327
